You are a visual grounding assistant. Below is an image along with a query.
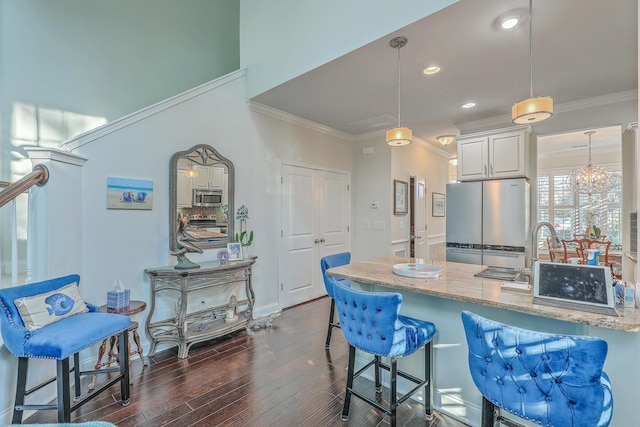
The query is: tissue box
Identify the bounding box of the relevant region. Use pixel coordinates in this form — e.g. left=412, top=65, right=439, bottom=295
left=107, top=289, right=130, bottom=311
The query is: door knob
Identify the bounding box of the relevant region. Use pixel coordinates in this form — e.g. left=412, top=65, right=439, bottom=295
left=314, top=239, right=320, bottom=244
left=416, top=235, right=422, bottom=239
left=320, top=238, right=325, bottom=243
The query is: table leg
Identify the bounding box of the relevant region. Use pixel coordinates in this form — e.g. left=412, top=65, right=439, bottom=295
left=132, top=328, right=147, bottom=366
left=89, top=338, right=110, bottom=391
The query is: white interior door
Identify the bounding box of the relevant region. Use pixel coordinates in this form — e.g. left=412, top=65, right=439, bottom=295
left=280, top=165, right=350, bottom=308
left=414, top=178, right=428, bottom=259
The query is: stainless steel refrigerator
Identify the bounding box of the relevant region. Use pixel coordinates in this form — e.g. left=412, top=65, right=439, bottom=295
left=445, top=178, right=530, bottom=268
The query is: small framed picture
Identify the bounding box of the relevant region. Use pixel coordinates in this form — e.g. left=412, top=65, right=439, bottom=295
left=432, top=192, right=445, bottom=217
left=394, top=180, right=408, bottom=215
left=227, top=243, right=243, bottom=261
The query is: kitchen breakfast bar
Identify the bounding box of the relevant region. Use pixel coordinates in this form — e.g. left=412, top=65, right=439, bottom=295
left=327, top=256, right=640, bottom=426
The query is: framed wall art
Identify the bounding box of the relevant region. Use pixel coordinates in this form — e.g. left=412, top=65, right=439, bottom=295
left=394, top=180, right=408, bottom=215
left=107, top=177, right=153, bottom=210
left=432, top=192, right=445, bottom=217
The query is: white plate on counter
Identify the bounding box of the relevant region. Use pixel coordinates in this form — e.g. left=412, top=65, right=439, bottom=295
left=392, top=263, right=442, bottom=278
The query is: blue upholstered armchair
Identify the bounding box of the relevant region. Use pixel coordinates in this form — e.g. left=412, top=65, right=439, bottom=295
left=320, top=252, right=351, bottom=348
left=0, top=274, right=131, bottom=423
left=461, top=311, right=613, bottom=427
left=332, top=280, right=436, bottom=427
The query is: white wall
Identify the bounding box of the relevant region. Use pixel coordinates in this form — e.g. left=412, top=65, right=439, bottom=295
left=239, top=0, right=459, bottom=99
left=73, top=71, right=353, bottom=322
left=352, top=135, right=449, bottom=261
left=352, top=136, right=392, bottom=262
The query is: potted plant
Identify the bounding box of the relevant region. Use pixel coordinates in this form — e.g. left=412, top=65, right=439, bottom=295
left=235, top=205, right=254, bottom=257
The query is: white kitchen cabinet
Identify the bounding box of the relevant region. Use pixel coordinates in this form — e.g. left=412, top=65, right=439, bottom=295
left=194, top=165, right=225, bottom=189
left=457, top=126, right=530, bottom=181
left=176, top=168, right=193, bottom=208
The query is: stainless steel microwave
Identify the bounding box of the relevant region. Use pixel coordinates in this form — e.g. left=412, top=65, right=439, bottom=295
left=193, top=188, right=222, bottom=207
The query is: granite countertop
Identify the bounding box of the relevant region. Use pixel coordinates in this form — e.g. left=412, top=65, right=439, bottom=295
left=328, top=256, right=640, bottom=332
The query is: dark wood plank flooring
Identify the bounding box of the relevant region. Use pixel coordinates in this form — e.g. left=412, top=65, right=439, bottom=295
left=23, top=297, right=468, bottom=426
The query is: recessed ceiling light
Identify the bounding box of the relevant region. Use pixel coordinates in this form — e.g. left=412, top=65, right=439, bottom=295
left=500, top=15, right=520, bottom=30
left=423, top=66, right=441, bottom=75
left=461, top=102, right=476, bottom=109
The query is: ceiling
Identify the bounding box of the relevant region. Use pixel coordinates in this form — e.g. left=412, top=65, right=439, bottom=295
left=252, top=0, right=637, bottom=155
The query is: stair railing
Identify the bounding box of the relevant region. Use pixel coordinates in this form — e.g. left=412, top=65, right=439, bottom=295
left=0, top=164, right=49, bottom=286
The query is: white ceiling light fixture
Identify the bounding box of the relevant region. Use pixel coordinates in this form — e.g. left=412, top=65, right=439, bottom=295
left=461, top=102, right=476, bottom=109
left=567, top=131, right=614, bottom=197
left=500, top=15, right=520, bottom=30
left=386, top=36, right=412, bottom=147
left=512, top=0, right=553, bottom=124
left=449, top=158, right=458, bottom=166
left=437, top=135, right=456, bottom=146
left=423, top=65, right=441, bottom=75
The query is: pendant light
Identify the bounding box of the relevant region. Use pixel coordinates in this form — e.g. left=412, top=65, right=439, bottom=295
left=512, top=0, right=553, bottom=124
left=386, top=36, right=412, bottom=146
left=184, top=162, right=199, bottom=177
left=568, top=131, right=614, bottom=197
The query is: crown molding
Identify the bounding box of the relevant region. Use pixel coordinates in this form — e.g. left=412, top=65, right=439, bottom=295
left=247, top=101, right=354, bottom=142
left=59, top=69, right=248, bottom=152
left=457, top=90, right=638, bottom=132
left=355, top=129, right=452, bottom=158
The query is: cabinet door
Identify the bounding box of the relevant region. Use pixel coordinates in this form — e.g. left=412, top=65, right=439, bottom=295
left=177, top=169, right=193, bottom=207
left=193, top=165, right=210, bottom=188
left=457, top=137, right=488, bottom=180
left=489, top=131, right=526, bottom=178
left=209, top=167, right=224, bottom=188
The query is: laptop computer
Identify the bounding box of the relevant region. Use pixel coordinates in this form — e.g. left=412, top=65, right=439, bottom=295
left=533, top=261, right=617, bottom=317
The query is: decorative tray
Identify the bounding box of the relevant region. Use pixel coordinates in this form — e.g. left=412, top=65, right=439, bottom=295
left=392, top=263, right=442, bottom=278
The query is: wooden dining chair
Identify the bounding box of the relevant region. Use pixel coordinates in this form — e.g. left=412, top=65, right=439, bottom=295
left=560, top=239, right=586, bottom=263
left=561, top=238, right=614, bottom=272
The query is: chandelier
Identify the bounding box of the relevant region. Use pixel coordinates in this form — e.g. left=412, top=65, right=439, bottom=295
left=567, top=131, right=614, bottom=197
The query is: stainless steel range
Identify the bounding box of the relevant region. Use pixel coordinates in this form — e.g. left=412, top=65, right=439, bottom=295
left=187, top=214, right=226, bottom=231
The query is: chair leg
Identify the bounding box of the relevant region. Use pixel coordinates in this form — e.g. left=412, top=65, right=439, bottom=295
left=389, top=357, right=398, bottom=427
left=119, top=330, right=131, bottom=405
left=325, top=298, right=336, bottom=349
left=341, top=344, right=356, bottom=421
left=424, top=341, right=433, bottom=420
left=374, top=355, right=382, bottom=392
left=12, top=357, right=28, bottom=424
left=481, top=396, right=497, bottom=427
left=56, top=357, right=71, bottom=422
left=73, top=352, right=81, bottom=400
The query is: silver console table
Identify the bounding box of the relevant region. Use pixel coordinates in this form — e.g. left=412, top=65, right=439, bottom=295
left=144, top=257, right=256, bottom=359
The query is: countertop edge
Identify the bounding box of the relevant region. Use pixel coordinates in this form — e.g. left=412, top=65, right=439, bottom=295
left=329, top=258, right=640, bottom=333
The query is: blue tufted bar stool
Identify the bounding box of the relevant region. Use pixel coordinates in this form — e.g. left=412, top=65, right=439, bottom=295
left=320, top=252, right=351, bottom=348
left=332, top=280, right=436, bottom=427
left=0, top=274, right=132, bottom=424
left=461, top=311, right=613, bottom=427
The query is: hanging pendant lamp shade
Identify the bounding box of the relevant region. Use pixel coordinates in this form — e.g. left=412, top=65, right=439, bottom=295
left=386, top=36, right=412, bottom=146
left=511, top=0, right=553, bottom=124
left=568, top=131, right=614, bottom=197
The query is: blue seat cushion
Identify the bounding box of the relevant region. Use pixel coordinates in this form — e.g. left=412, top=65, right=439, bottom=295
left=21, top=312, right=130, bottom=359
left=398, top=314, right=436, bottom=352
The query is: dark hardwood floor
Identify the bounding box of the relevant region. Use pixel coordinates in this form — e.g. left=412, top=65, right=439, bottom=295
left=23, top=297, right=468, bottom=426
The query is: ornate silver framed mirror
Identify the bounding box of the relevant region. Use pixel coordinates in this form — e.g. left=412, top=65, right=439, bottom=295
left=169, top=144, right=235, bottom=256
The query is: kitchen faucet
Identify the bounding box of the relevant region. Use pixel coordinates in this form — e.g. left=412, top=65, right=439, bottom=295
left=519, top=221, right=561, bottom=283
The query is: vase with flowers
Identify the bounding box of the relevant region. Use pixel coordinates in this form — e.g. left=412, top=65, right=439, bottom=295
left=235, top=205, right=254, bottom=258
